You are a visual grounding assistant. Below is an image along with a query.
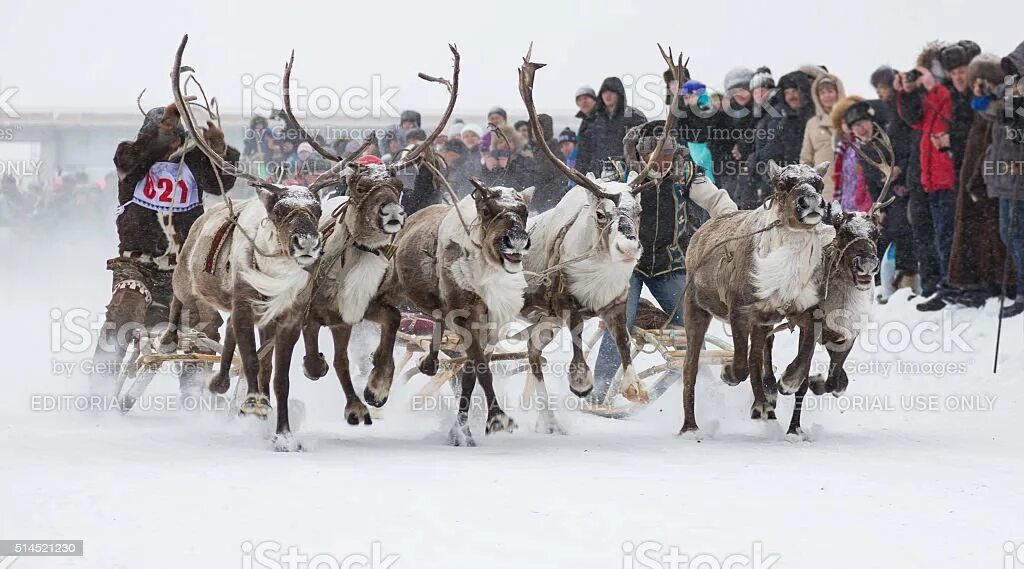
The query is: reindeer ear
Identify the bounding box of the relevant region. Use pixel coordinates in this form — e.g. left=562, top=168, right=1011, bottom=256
left=470, top=177, right=494, bottom=201
left=257, top=187, right=277, bottom=211
left=586, top=171, right=598, bottom=181
left=826, top=199, right=843, bottom=226
left=520, top=186, right=535, bottom=206
left=767, top=159, right=782, bottom=182
left=625, top=170, right=640, bottom=184
left=814, top=161, right=831, bottom=178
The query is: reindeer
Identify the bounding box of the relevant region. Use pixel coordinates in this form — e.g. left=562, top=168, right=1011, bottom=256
left=283, top=47, right=459, bottom=426
left=166, top=35, right=327, bottom=451
left=512, top=45, right=683, bottom=433
left=366, top=174, right=533, bottom=446
left=680, top=160, right=832, bottom=434
left=768, top=126, right=893, bottom=437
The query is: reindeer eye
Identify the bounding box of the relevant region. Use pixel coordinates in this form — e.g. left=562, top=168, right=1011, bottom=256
left=596, top=211, right=609, bottom=222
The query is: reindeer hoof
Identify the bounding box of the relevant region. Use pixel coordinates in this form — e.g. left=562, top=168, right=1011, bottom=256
left=826, top=373, right=849, bottom=396
left=570, top=384, right=593, bottom=398
left=302, top=353, right=329, bottom=381
left=448, top=421, right=476, bottom=447
left=207, top=370, right=231, bottom=395
left=485, top=411, right=517, bottom=435
left=750, top=401, right=777, bottom=421
left=678, top=423, right=701, bottom=438
left=345, top=401, right=373, bottom=426
left=535, top=412, right=567, bottom=435
left=418, top=354, right=439, bottom=376
left=363, top=384, right=390, bottom=408
left=720, top=364, right=746, bottom=386
left=156, top=330, right=179, bottom=353
left=271, top=433, right=305, bottom=452
left=622, top=382, right=650, bottom=404
left=240, top=394, right=272, bottom=419
left=808, top=375, right=828, bottom=396
left=568, top=363, right=594, bottom=398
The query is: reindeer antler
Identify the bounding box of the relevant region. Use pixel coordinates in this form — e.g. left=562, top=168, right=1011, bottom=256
left=171, top=34, right=283, bottom=193
left=849, top=123, right=897, bottom=216
left=630, top=45, right=686, bottom=189
left=391, top=44, right=461, bottom=172
left=518, top=43, right=620, bottom=205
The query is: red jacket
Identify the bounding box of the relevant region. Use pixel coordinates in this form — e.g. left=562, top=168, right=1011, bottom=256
left=899, top=84, right=955, bottom=192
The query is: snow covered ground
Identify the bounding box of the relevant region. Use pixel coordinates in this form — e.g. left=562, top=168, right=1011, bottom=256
left=3, top=228, right=1023, bottom=569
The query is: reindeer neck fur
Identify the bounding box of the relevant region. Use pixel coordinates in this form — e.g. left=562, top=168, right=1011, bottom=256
left=440, top=193, right=526, bottom=328
left=319, top=196, right=389, bottom=325
left=233, top=199, right=310, bottom=328
left=750, top=206, right=833, bottom=314
left=819, top=216, right=875, bottom=341
left=530, top=187, right=632, bottom=312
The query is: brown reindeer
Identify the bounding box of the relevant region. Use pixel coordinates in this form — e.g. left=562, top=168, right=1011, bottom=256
left=284, top=47, right=459, bottom=426
left=513, top=45, right=683, bottom=432
left=368, top=175, right=534, bottom=446
left=680, top=160, right=833, bottom=435
left=167, top=35, right=325, bottom=451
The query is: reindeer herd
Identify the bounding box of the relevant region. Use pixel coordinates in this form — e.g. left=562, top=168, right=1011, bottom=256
left=160, top=35, right=890, bottom=451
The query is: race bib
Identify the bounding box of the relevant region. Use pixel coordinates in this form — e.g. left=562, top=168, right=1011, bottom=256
left=132, top=161, right=200, bottom=213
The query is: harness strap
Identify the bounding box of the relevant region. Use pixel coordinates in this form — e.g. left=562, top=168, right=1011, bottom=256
left=203, top=218, right=235, bottom=274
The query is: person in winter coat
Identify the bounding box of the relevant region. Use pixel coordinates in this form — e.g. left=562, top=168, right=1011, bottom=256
left=747, top=70, right=815, bottom=203
left=831, top=97, right=877, bottom=212
left=575, top=76, right=647, bottom=176
left=479, top=123, right=529, bottom=189
left=559, top=127, right=578, bottom=169
left=523, top=113, right=568, bottom=213
left=896, top=47, right=959, bottom=312
left=575, top=86, right=599, bottom=140
left=711, top=67, right=758, bottom=204
left=947, top=53, right=1012, bottom=306
left=92, top=103, right=240, bottom=394
left=592, top=120, right=737, bottom=401
left=983, top=40, right=1024, bottom=317
left=801, top=73, right=846, bottom=200
left=461, top=123, right=483, bottom=170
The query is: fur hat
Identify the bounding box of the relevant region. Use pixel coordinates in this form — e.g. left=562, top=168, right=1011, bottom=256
left=969, top=53, right=1006, bottom=86
left=831, top=95, right=866, bottom=131
left=139, top=107, right=185, bottom=141
left=749, top=66, right=775, bottom=90
left=917, top=41, right=949, bottom=80
left=939, top=40, right=982, bottom=71
left=723, top=67, right=754, bottom=91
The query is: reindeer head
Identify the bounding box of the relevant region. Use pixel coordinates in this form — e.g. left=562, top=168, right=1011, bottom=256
left=470, top=178, right=532, bottom=274
left=582, top=172, right=643, bottom=264
left=341, top=163, right=406, bottom=247
left=257, top=186, right=323, bottom=267
left=768, top=161, right=828, bottom=229
left=827, top=203, right=880, bottom=291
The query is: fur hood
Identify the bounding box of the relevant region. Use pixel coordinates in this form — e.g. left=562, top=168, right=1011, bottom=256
left=811, top=73, right=846, bottom=118
left=917, top=40, right=949, bottom=80
left=830, top=95, right=866, bottom=132
left=969, top=53, right=1006, bottom=86
left=491, top=123, right=526, bottom=154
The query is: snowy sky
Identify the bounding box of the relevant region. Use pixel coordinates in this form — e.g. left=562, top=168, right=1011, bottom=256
left=2, top=0, right=1021, bottom=118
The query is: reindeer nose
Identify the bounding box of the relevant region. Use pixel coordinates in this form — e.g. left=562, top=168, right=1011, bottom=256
left=292, top=234, right=320, bottom=253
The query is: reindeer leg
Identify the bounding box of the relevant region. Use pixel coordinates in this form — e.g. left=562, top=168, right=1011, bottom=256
left=748, top=324, right=776, bottom=421
left=780, top=316, right=817, bottom=395
left=722, top=312, right=750, bottom=385
left=419, top=316, right=442, bottom=376
left=526, top=317, right=565, bottom=434
left=271, top=323, right=303, bottom=451
left=787, top=377, right=810, bottom=438
left=824, top=343, right=854, bottom=396
left=330, top=325, right=371, bottom=426
left=232, top=298, right=271, bottom=418
left=567, top=307, right=594, bottom=398
left=257, top=324, right=275, bottom=399
left=681, top=289, right=710, bottom=434
left=762, top=333, right=778, bottom=409
left=363, top=301, right=400, bottom=407
left=463, top=309, right=515, bottom=436
left=448, top=361, right=477, bottom=447
left=302, top=321, right=329, bottom=381
left=208, top=318, right=234, bottom=395
left=601, top=300, right=647, bottom=404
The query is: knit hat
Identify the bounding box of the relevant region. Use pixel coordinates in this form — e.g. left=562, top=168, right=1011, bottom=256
left=461, top=123, right=482, bottom=137
left=723, top=67, right=754, bottom=91
left=558, top=127, right=576, bottom=144
left=749, top=66, right=775, bottom=90
left=447, top=121, right=464, bottom=137
left=682, top=80, right=707, bottom=95
left=574, top=86, right=598, bottom=101
left=870, top=65, right=896, bottom=89
left=487, top=106, right=508, bottom=121
left=297, top=141, right=314, bottom=156
left=139, top=106, right=186, bottom=140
